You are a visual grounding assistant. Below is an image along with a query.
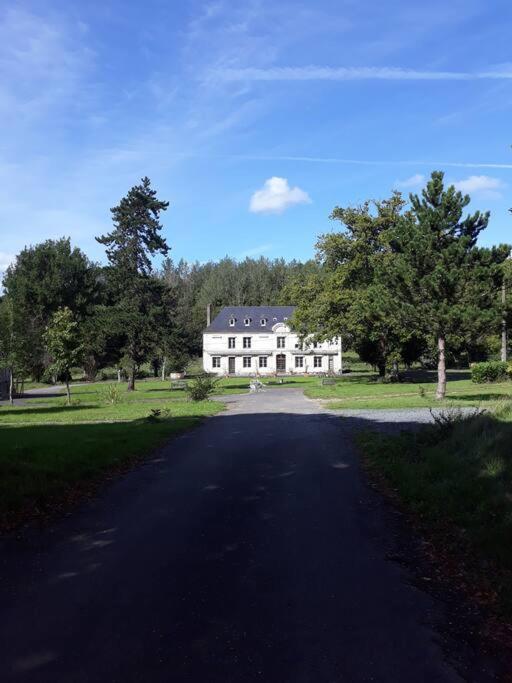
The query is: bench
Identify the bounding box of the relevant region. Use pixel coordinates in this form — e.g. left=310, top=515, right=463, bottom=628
left=170, top=380, right=188, bottom=390
left=321, top=378, right=336, bottom=386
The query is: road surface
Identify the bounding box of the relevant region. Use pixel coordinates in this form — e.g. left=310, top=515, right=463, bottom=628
left=0, top=390, right=498, bottom=681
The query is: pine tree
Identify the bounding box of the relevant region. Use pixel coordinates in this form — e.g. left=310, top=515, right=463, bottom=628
left=96, top=177, right=170, bottom=390
left=401, top=171, right=508, bottom=398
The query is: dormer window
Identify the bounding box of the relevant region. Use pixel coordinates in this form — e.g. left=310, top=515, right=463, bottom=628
left=284, top=317, right=288, bottom=321
left=244, top=317, right=252, bottom=326
left=260, top=318, right=267, bottom=327
left=229, top=317, right=236, bottom=327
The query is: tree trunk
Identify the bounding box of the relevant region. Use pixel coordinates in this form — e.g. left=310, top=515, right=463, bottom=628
left=340, top=338, right=343, bottom=375
left=8, top=368, right=14, bottom=406
left=161, top=358, right=166, bottom=382
left=65, top=379, right=71, bottom=406
left=391, top=360, right=399, bottom=378
left=436, top=336, right=446, bottom=400
left=377, top=362, right=386, bottom=377
left=501, top=280, right=507, bottom=362
left=127, top=365, right=136, bottom=391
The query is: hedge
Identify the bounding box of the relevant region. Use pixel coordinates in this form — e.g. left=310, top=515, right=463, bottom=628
left=471, top=361, right=510, bottom=383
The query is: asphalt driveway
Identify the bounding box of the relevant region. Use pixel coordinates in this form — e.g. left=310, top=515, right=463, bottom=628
left=0, top=390, right=499, bottom=681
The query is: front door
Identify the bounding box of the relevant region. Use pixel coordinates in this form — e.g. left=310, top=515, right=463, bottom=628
left=228, top=357, right=236, bottom=374
left=328, top=356, right=334, bottom=373
left=276, top=354, right=286, bottom=372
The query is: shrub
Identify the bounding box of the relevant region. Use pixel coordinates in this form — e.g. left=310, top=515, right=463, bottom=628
left=186, top=375, right=218, bottom=401
left=146, top=407, right=171, bottom=422
left=429, top=406, right=485, bottom=439
left=471, top=361, right=509, bottom=383
left=98, top=384, right=121, bottom=405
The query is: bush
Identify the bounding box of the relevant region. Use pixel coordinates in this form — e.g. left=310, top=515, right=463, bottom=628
left=428, top=406, right=485, bottom=440
left=471, top=361, right=509, bottom=383
left=98, top=384, right=121, bottom=405
left=146, top=407, right=171, bottom=422
left=186, top=375, right=218, bottom=401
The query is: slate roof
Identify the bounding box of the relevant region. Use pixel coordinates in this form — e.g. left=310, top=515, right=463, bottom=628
left=205, top=306, right=296, bottom=333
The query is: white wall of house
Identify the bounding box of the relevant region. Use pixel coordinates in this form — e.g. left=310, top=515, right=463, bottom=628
left=203, top=323, right=342, bottom=376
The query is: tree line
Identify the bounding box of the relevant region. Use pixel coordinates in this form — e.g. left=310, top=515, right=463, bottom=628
left=1, top=171, right=510, bottom=402
left=288, top=171, right=511, bottom=398
left=0, top=177, right=316, bottom=400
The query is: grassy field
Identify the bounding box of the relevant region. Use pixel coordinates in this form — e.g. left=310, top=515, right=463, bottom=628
left=359, top=402, right=512, bottom=615
left=0, top=381, right=225, bottom=528
left=301, top=371, right=512, bottom=409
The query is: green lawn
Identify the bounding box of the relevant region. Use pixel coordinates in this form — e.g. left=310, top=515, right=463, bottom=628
left=0, top=382, right=225, bottom=528
left=301, top=371, right=512, bottom=409
left=359, top=402, right=512, bottom=615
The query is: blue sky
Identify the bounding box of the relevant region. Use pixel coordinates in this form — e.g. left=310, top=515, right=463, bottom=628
left=2, top=0, right=512, bottom=278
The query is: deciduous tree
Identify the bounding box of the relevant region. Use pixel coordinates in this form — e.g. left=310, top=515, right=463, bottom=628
left=43, top=308, right=83, bottom=405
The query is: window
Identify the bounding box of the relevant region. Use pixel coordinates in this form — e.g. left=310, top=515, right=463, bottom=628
left=259, top=356, right=268, bottom=368
left=277, top=336, right=285, bottom=349
left=260, top=318, right=267, bottom=327
left=228, top=337, right=235, bottom=349
left=314, top=356, right=322, bottom=368
left=243, top=337, right=251, bottom=349
left=244, top=317, right=252, bottom=326
left=284, top=317, right=288, bottom=321
left=312, top=341, right=319, bottom=349
left=212, top=357, right=221, bottom=368
left=229, top=317, right=236, bottom=327
left=295, top=356, right=304, bottom=368
left=243, top=356, right=252, bottom=368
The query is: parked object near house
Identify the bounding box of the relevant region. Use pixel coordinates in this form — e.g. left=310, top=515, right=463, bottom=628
left=0, top=367, right=11, bottom=400
left=203, top=306, right=342, bottom=376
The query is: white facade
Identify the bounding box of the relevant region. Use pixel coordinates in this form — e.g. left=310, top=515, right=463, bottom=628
left=203, top=311, right=342, bottom=376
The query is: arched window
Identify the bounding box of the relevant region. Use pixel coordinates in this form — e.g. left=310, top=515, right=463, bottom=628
left=229, top=317, right=236, bottom=327
left=244, top=317, right=252, bottom=326
left=260, top=318, right=267, bottom=327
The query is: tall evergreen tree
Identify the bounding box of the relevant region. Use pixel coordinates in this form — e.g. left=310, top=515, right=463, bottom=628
left=96, top=177, right=170, bottom=390
left=397, top=171, right=509, bottom=398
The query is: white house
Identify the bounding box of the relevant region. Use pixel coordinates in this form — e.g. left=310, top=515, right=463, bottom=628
left=203, top=306, right=342, bottom=376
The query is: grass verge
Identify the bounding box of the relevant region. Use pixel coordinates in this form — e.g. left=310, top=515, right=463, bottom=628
left=358, top=403, right=512, bottom=617
left=303, top=372, right=512, bottom=409
left=0, top=398, right=224, bottom=530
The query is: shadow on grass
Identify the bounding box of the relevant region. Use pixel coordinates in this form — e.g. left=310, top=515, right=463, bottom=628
left=0, top=404, right=86, bottom=418
left=449, top=393, right=512, bottom=402
left=0, top=415, right=203, bottom=524
left=359, top=404, right=512, bottom=614
left=400, top=369, right=472, bottom=383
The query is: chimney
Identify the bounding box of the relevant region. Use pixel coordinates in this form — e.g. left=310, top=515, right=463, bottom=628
left=206, top=304, right=212, bottom=327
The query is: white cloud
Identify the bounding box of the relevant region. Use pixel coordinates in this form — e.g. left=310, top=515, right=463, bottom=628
left=249, top=177, right=311, bottom=214
left=395, top=174, right=425, bottom=189
left=212, top=65, right=512, bottom=83
left=0, top=7, right=93, bottom=121
left=223, top=154, right=512, bottom=170
left=453, top=175, right=506, bottom=199
left=237, top=244, right=273, bottom=259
